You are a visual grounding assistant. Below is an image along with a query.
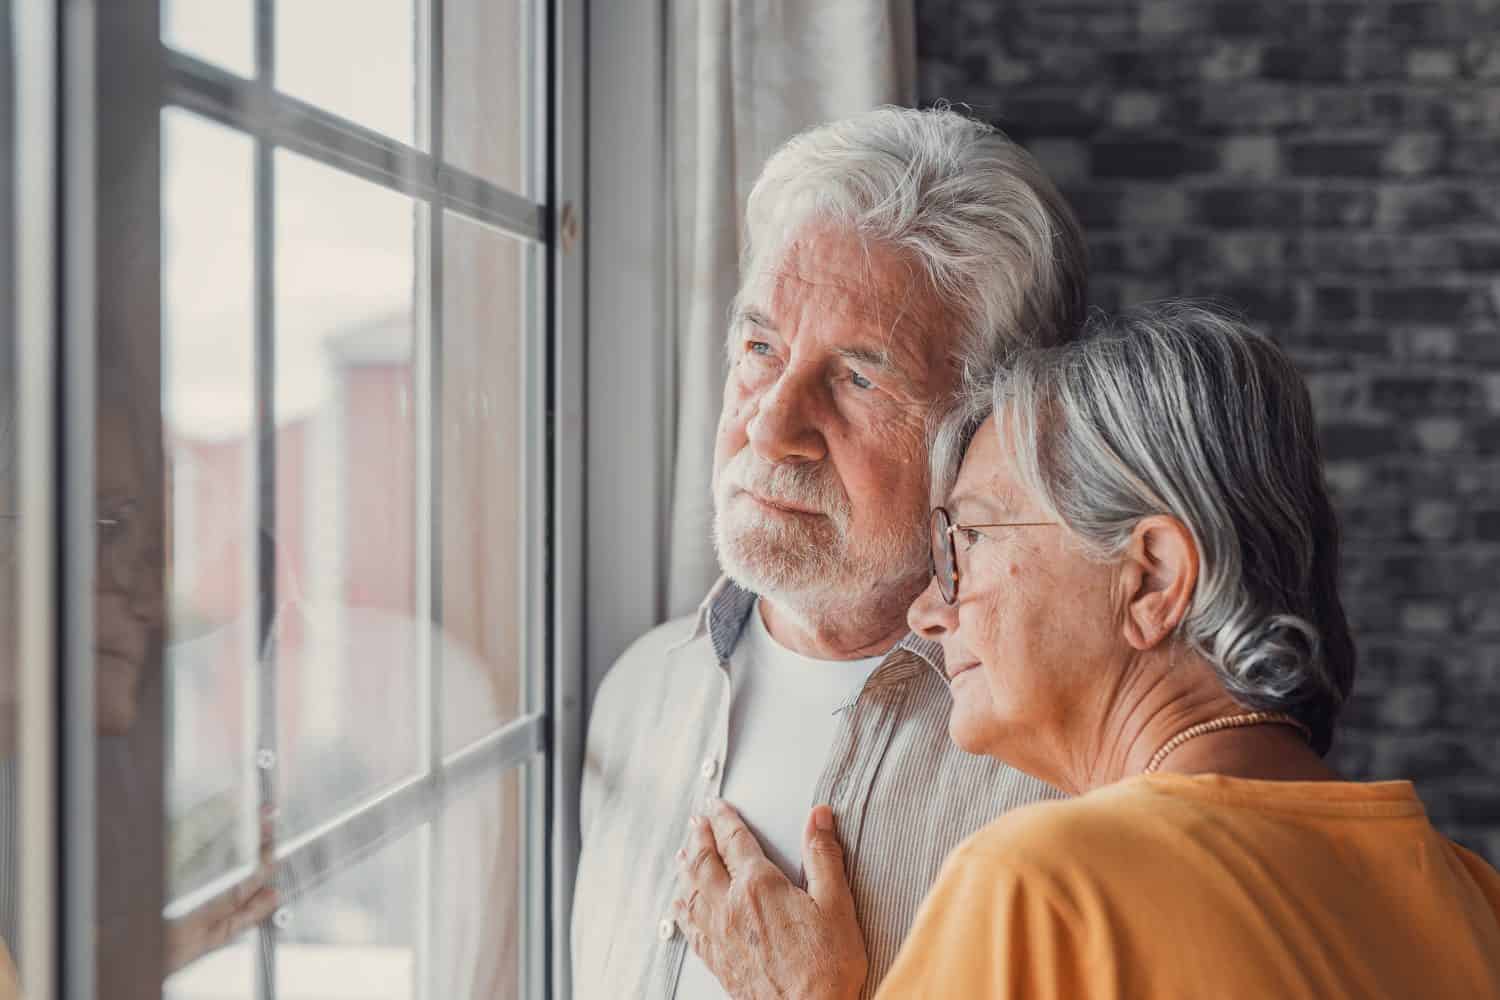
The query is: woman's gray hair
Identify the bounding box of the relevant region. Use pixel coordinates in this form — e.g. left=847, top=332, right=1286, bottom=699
left=933, top=301, right=1355, bottom=756
left=739, top=105, right=1089, bottom=377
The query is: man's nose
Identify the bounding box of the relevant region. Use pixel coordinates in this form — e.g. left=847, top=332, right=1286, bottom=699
left=907, top=575, right=956, bottom=640
left=746, top=373, right=827, bottom=465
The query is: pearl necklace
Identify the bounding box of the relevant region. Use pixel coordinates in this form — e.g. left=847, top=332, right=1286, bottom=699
left=1143, top=711, right=1312, bottom=775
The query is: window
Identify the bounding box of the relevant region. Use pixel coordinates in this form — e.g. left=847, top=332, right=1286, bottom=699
left=5, top=0, right=586, bottom=996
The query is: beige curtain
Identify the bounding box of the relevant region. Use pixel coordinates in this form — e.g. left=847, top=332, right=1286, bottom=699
left=666, top=0, right=916, bottom=616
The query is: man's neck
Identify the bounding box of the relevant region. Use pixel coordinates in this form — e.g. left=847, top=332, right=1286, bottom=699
left=757, top=596, right=909, bottom=660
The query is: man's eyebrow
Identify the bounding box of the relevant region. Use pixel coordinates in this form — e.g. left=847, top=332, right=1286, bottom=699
left=735, top=305, right=778, bottom=331
left=834, top=345, right=895, bottom=370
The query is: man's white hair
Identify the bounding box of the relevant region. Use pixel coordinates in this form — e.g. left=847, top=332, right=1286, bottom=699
left=737, top=105, right=1089, bottom=381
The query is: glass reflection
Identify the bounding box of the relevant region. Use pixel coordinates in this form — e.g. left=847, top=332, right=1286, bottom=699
left=277, top=0, right=416, bottom=145
left=441, top=215, right=529, bottom=753
left=0, top=0, right=17, bottom=982
left=162, top=108, right=257, bottom=901
left=432, top=764, right=525, bottom=999
left=161, top=0, right=254, bottom=79
left=273, top=150, right=420, bottom=836
left=445, top=0, right=530, bottom=193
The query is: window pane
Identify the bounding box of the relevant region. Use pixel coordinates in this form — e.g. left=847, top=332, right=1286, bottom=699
left=162, top=109, right=258, bottom=900
left=0, top=0, right=17, bottom=976
left=163, top=928, right=257, bottom=1000
left=440, top=216, right=532, bottom=754
left=276, top=0, right=417, bottom=146
left=161, top=0, right=255, bottom=79
left=445, top=0, right=531, bottom=194
left=277, top=833, right=419, bottom=999
left=432, top=764, right=526, bottom=1000
left=274, top=151, right=421, bottom=836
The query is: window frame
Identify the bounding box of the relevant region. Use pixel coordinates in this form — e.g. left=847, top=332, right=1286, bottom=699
left=17, top=0, right=588, bottom=996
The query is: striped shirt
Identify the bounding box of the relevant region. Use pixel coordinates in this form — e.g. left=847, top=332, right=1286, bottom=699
left=572, top=578, right=1063, bottom=1000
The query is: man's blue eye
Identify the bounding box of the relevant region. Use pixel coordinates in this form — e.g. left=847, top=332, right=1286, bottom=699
left=850, top=370, right=874, bottom=390
left=748, top=341, right=772, bottom=356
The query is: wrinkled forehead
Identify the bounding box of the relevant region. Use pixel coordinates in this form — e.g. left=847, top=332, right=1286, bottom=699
left=738, top=226, right=958, bottom=368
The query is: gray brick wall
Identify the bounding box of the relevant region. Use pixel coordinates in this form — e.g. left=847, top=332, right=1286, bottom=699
left=917, top=0, right=1500, bottom=863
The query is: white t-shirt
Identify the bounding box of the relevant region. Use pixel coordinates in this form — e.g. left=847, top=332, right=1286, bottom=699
left=675, top=601, right=886, bottom=999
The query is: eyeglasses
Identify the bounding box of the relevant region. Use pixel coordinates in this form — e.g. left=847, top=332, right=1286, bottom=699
left=928, top=505, right=1055, bottom=605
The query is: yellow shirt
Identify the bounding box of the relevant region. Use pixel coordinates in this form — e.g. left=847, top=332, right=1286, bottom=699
left=877, top=773, right=1500, bottom=999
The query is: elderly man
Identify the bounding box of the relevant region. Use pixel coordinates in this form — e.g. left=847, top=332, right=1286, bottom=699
left=572, top=106, right=1089, bottom=999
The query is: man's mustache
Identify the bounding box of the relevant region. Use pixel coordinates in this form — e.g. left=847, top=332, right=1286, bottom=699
left=723, top=453, right=851, bottom=525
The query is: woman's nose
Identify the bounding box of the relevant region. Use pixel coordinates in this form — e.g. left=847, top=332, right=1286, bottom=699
left=907, top=575, right=955, bottom=640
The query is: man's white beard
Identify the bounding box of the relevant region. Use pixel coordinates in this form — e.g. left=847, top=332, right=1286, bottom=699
left=712, top=449, right=929, bottom=617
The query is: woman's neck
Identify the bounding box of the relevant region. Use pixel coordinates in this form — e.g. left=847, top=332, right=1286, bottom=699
left=1065, top=649, right=1337, bottom=793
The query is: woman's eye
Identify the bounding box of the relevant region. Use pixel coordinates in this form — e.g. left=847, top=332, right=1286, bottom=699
left=748, top=340, right=773, bottom=357
left=958, top=527, right=983, bottom=549
left=849, top=370, right=874, bottom=390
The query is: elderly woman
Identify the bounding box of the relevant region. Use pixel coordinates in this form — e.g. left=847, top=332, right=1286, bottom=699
left=672, top=301, right=1500, bottom=998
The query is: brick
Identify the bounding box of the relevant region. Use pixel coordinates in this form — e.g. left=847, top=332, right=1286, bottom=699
left=1411, top=416, right=1470, bottom=452
left=1207, top=1, right=1291, bottom=36
left=1475, top=508, right=1500, bottom=540
left=1108, top=90, right=1167, bottom=129
left=1397, top=326, right=1462, bottom=362
left=1389, top=1, right=1467, bottom=39
left=1261, top=44, right=1348, bottom=81
left=1117, top=185, right=1191, bottom=227
left=1088, top=233, right=1175, bottom=273
left=1218, top=134, right=1281, bottom=178
left=1311, top=286, right=1363, bottom=322
left=1451, top=138, right=1500, bottom=174
left=1185, top=86, right=1303, bottom=129
left=1062, top=185, right=1127, bottom=228
left=1370, top=374, right=1484, bottom=414
left=1379, top=682, right=1444, bottom=726
left=1027, top=137, right=1090, bottom=184
left=1467, top=39, right=1500, bottom=77
left=1306, top=188, right=1377, bottom=226
left=1194, top=281, right=1299, bottom=323
left=1381, top=132, right=1446, bottom=176
left=1458, top=237, right=1500, bottom=272
left=1296, top=234, right=1459, bottom=274
left=1410, top=499, right=1463, bottom=540
left=1196, top=233, right=1289, bottom=275
left=993, top=93, right=1105, bottom=137
left=1092, top=139, right=1218, bottom=177
left=1200, top=40, right=1265, bottom=81
left=1138, top=0, right=1204, bottom=37
left=1196, top=185, right=1301, bottom=227
left=1321, top=421, right=1399, bottom=459
left=1287, top=139, right=1386, bottom=177
left=1370, top=286, right=1474, bottom=324
left=1298, top=90, right=1371, bottom=128
left=1375, top=184, right=1484, bottom=229
left=1408, top=47, right=1462, bottom=78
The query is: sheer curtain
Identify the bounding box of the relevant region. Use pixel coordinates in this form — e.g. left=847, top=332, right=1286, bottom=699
left=665, top=0, right=916, bottom=615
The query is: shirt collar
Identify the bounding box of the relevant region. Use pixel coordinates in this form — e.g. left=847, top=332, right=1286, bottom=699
left=673, top=576, right=948, bottom=681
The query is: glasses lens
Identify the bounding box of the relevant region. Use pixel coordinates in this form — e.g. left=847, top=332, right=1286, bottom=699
left=930, top=507, right=957, bottom=604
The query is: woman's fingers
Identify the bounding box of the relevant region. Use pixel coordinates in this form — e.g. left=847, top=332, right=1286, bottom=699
left=677, top=813, right=730, bottom=895
left=704, top=799, right=769, bottom=877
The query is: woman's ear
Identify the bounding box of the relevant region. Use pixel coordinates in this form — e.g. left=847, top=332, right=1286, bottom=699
left=1118, top=515, right=1199, bottom=652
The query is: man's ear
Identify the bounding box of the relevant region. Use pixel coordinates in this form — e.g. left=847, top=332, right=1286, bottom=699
left=1118, top=515, right=1199, bottom=652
